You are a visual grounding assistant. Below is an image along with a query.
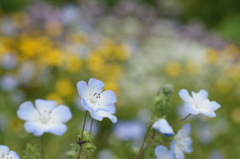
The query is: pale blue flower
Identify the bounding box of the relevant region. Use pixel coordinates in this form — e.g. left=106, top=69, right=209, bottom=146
left=171, top=124, right=192, bottom=159
left=155, top=145, right=175, bottom=159
left=17, top=99, right=72, bottom=136
left=0, top=145, right=20, bottom=159
left=77, top=78, right=117, bottom=123
left=113, top=120, right=146, bottom=141
left=179, top=89, right=221, bottom=117
left=152, top=119, right=174, bottom=136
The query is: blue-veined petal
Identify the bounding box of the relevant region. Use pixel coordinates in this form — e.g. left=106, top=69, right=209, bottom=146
left=77, top=81, right=89, bottom=100
left=99, top=90, right=117, bottom=105
left=46, top=122, right=67, bottom=136
left=17, top=101, right=39, bottom=121
left=88, top=78, right=104, bottom=94
left=35, top=99, right=56, bottom=113
left=51, top=105, right=72, bottom=123
left=24, top=121, right=45, bottom=136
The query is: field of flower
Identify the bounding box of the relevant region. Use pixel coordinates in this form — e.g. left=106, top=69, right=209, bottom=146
left=1, top=0, right=240, bottom=159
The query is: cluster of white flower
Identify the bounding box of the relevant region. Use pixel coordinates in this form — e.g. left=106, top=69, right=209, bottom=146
left=153, top=89, right=220, bottom=159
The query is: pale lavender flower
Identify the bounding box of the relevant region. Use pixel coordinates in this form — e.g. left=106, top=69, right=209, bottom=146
left=77, top=78, right=117, bottom=123
left=171, top=124, right=192, bottom=159
left=17, top=99, right=72, bottom=136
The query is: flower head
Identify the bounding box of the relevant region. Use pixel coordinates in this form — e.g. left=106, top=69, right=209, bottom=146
left=77, top=78, right=117, bottom=123
left=155, top=145, right=175, bottom=159
left=152, top=119, right=174, bottom=136
left=0, top=145, right=20, bottom=159
left=17, top=99, right=72, bottom=136
left=179, top=89, right=221, bottom=117
left=171, top=124, right=192, bottom=159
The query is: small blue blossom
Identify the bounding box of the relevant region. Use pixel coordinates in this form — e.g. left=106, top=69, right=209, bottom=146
left=0, top=145, right=20, bottom=159
left=152, top=119, right=174, bottom=136
left=171, top=124, right=192, bottom=159
left=179, top=89, right=221, bottom=117
left=77, top=78, right=117, bottom=123
left=154, top=145, right=175, bottom=159
left=113, top=120, right=146, bottom=141
left=17, top=99, right=72, bottom=136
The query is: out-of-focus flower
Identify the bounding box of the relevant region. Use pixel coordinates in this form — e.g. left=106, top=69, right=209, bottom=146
left=171, top=124, right=192, bottom=159
left=113, top=120, right=145, bottom=140
left=0, top=145, right=20, bottom=159
left=77, top=78, right=117, bottom=123
left=0, top=74, right=19, bottom=91
left=152, top=119, right=174, bottom=136
left=155, top=145, right=175, bottom=159
left=179, top=89, right=221, bottom=117
left=17, top=99, right=72, bottom=136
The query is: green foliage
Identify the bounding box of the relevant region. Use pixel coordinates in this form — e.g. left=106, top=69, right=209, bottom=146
left=23, top=144, right=41, bottom=159
left=151, top=84, right=174, bottom=119
left=66, top=131, right=96, bottom=158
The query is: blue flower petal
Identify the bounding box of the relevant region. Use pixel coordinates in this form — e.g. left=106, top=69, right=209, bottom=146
left=99, top=90, right=117, bottom=105
left=152, top=119, right=174, bottom=136
left=51, top=105, right=72, bottom=123
left=179, top=89, right=192, bottom=103
left=77, top=81, right=89, bottom=99
left=35, top=99, right=56, bottom=113
left=24, top=121, right=44, bottom=136
left=88, top=78, right=104, bottom=94
left=17, top=101, right=39, bottom=121
left=46, top=123, right=67, bottom=136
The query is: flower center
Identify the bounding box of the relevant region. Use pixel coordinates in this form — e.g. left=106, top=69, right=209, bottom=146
left=38, top=110, right=52, bottom=124
left=89, top=92, right=101, bottom=104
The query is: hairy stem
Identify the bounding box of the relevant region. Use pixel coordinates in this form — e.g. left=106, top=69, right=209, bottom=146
left=77, top=111, right=88, bottom=159
left=134, top=130, right=156, bottom=159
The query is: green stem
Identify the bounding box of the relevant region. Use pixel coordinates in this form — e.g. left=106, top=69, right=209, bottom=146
left=89, top=118, right=94, bottom=134
left=139, top=124, right=151, bottom=152
left=173, top=114, right=191, bottom=128
left=77, top=111, right=88, bottom=159
left=41, top=135, right=44, bottom=159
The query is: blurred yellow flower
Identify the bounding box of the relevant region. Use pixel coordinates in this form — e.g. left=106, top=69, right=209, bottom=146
left=205, top=48, right=218, bottom=64
left=104, top=81, right=119, bottom=94
left=46, top=92, right=63, bottom=105
left=231, top=107, right=240, bottom=123
left=45, top=20, right=63, bottom=37
left=215, top=78, right=233, bottom=94
left=165, top=62, right=182, bottom=77
left=184, top=61, right=200, bottom=75
left=55, top=79, right=74, bottom=98
left=224, top=44, right=239, bottom=59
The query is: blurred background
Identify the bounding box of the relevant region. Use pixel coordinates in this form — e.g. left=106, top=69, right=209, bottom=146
left=0, top=0, right=240, bottom=158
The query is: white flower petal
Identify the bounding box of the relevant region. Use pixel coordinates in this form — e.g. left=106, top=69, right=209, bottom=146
left=35, top=99, right=56, bottom=113
left=89, top=111, right=104, bottom=121
left=153, top=119, right=174, bottom=136
left=192, top=89, right=208, bottom=101
left=81, top=99, right=94, bottom=112
left=0, top=146, right=20, bottom=159
left=24, top=121, right=44, bottom=136
left=46, top=123, right=67, bottom=136
left=96, top=104, right=116, bottom=114
left=51, top=105, right=72, bottom=123
left=88, top=78, right=104, bottom=94
left=17, top=101, right=39, bottom=121
left=97, top=110, right=117, bottom=123
left=181, top=124, right=191, bottom=136
left=179, top=89, right=192, bottom=103
left=77, top=81, right=89, bottom=99
left=184, top=103, right=199, bottom=115
left=99, top=90, right=117, bottom=105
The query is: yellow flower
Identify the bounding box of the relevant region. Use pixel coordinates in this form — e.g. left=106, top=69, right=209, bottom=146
left=45, top=20, right=63, bottom=37
left=224, top=44, right=239, bottom=59
left=205, top=48, right=218, bottom=64
left=104, top=81, right=119, bottom=95
left=165, top=62, right=182, bottom=77
left=46, top=92, right=63, bottom=105
left=63, top=55, right=82, bottom=73
left=215, top=78, right=233, bottom=94
left=55, top=79, right=74, bottom=98
left=184, top=61, right=200, bottom=75
left=231, top=107, right=240, bottom=123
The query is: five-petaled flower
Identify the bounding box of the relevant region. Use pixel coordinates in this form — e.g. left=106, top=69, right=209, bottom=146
left=155, top=145, right=175, bottom=159
left=179, top=89, right=221, bottom=117
left=77, top=78, right=117, bottom=123
left=17, top=99, right=72, bottom=136
left=152, top=119, right=174, bottom=136
left=0, top=145, right=20, bottom=159
left=171, top=124, right=192, bottom=159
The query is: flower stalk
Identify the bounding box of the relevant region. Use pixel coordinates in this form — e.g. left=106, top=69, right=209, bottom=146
left=77, top=111, right=88, bottom=159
